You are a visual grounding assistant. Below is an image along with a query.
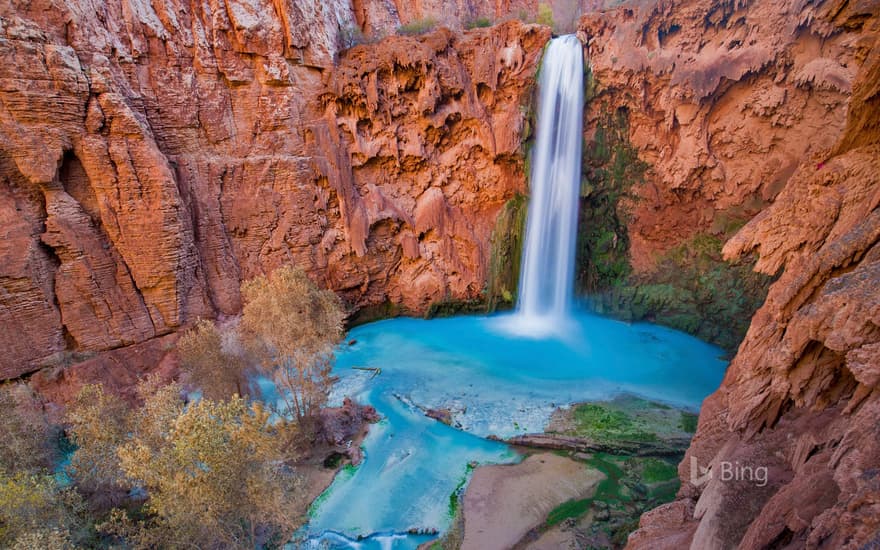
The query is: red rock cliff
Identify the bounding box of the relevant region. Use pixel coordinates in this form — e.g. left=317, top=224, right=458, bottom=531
left=0, top=1, right=549, bottom=379
left=579, top=0, right=867, bottom=272
left=572, top=0, right=879, bottom=547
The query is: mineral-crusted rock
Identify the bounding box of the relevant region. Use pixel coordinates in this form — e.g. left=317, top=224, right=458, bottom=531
left=0, top=1, right=549, bottom=378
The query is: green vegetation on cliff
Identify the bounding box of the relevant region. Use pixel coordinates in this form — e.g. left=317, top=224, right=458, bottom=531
left=576, top=104, right=645, bottom=294
left=589, top=233, right=775, bottom=352
left=487, top=194, right=528, bottom=311
left=397, top=17, right=439, bottom=36
left=577, top=100, right=774, bottom=352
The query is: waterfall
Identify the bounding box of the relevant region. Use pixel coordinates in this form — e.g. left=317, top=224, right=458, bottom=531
left=511, top=35, right=584, bottom=335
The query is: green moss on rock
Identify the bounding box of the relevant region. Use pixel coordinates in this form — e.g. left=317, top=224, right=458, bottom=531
left=576, top=105, right=646, bottom=293
left=571, top=403, right=658, bottom=443
left=486, top=194, right=528, bottom=312
left=679, top=411, right=699, bottom=433
left=546, top=497, right=592, bottom=526
left=575, top=80, right=774, bottom=353
left=589, top=232, right=775, bottom=353
left=543, top=452, right=680, bottom=542
left=639, top=457, right=678, bottom=484
left=550, top=395, right=695, bottom=448
left=425, top=298, right=489, bottom=319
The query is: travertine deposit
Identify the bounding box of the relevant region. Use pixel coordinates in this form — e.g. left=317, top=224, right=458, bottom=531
left=597, top=0, right=880, bottom=547
left=0, top=1, right=549, bottom=378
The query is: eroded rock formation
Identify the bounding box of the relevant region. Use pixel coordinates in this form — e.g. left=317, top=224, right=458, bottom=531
left=584, top=1, right=880, bottom=547
left=578, top=0, right=862, bottom=272
left=0, top=1, right=549, bottom=379
left=572, top=0, right=878, bottom=353
left=2, top=0, right=879, bottom=545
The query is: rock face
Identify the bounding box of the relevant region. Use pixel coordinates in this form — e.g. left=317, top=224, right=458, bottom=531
left=578, top=0, right=863, bottom=273
left=576, top=1, right=880, bottom=548
left=0, top=1, right=549, bottom=379
left=573, top=0, right=877, bottom=354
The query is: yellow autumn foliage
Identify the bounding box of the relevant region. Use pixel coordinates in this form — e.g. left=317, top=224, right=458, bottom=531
left=178, top=319, right=252, bottom=400
left=97, top=385, right=305, bottom=548
left=239, top=266, right=345, bottom=422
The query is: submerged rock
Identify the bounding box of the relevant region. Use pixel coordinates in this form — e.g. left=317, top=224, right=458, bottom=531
left=426, top=408, right=455, bottom=426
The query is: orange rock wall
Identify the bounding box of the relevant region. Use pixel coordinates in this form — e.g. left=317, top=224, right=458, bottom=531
left=0, top=1, right=549, bottom=379
left=581, top=0, right=880, bottom=547
left=578, top=0, right=862, bottom=272
left=1, top=0, right=878, bottom=544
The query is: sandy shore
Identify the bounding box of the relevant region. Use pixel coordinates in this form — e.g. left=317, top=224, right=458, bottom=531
left=460, top=452, right=604, bottom=550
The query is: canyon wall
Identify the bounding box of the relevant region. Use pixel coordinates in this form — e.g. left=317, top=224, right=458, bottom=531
left=570, top=0, right=879, bottom=547
left=0, top=1, right=549, bottom=380
left=574, top=0, right=873, bottom=351
left=580, top=0, right=862, bottom=271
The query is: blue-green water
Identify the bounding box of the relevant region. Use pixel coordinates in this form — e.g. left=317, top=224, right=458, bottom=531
left=299, top=310, right=726, bottom=549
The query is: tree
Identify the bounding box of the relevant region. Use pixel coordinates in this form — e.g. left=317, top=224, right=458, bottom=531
left=177, top=319, right=251, bottom=400
left=10, top=527, right=77, bottom=550
left=0, top=384, right=93, bottom=548
left=107, top=389, right=305, bottom=549
left=0, top=383, right=57, bottom=475
left=239, top=266, right=345, bottom=423
left=0, top=471, right=87, bottom=548
left=65, top=384, right=131, bottom=508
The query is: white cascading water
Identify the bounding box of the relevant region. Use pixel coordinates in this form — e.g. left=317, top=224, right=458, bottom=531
left=511, top=34, right=584, bottom=335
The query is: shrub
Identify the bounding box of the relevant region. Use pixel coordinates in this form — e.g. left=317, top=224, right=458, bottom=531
left=178, top=319, right=251, bottom=400
left=397, top=17, right=438, bottom=36
left=465, top=17, right=493, bottom=29
left=63, top=378, right=307, bottom=548
left=65, top=384, right=131, bottom=509
left=240, top=266, right=345, bottom=422
left=339, top=24, right=387, bottom=50
left=0, top=471, right=87, bottom=547
left=0, top=383, right=57, bottom=474
left=108, top=393, right=304, bottom=548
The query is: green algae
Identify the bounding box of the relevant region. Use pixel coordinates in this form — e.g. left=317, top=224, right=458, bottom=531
left=679, top=411, right=699, bottom=433
left=544, top=452, right=681, bottom=541
left=589, top=232, right=775, bottom=352
left=486, top=194, right=528, bottom=312
left=556, top=395, right=694, bottom=446
left=572, top=403, right=658, bottom=443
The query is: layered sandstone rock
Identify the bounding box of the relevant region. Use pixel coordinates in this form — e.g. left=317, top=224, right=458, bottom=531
left=0, top=1, right=549, bottom=379
left=2, top=1, right=878, bottom=545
